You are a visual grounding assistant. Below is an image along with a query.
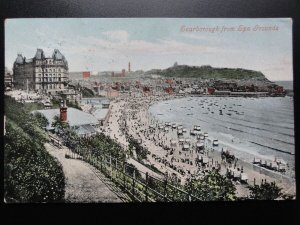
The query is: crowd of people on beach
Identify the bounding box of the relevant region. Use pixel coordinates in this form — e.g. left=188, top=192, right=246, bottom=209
left=102, top=95, right=256, bottom=192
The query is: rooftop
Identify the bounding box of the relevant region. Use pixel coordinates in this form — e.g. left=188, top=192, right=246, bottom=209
left=92, top=108, right=109, bottom=120
left=33, top=107, right=98, bottom=129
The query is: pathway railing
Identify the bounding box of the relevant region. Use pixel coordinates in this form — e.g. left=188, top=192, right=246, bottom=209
left=67, top=147, right=201, bottom=202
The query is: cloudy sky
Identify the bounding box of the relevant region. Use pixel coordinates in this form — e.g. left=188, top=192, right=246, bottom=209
left=5, top=18, right=293, bottom=80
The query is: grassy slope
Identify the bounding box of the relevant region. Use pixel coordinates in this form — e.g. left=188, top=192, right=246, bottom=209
left=4, top=96, right=65, bottom=202
left=149, top=65, right=267, bottom=80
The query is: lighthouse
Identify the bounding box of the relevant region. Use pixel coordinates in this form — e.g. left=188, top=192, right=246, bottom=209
left=128, top=62, right=131, bottom=73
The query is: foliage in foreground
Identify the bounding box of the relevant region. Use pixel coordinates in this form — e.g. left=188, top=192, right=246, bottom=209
left=185, top=169, right=236, bottom=201
left=63, top=129, right=126, bottom=161
left=127, top=137, right=148, bottom=161
left=248, top=181, right=283, bottom=200
left=4, top=96, right=65, bottom=202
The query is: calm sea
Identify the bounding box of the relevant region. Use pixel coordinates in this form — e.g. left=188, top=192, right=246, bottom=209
left=274, top=80, right=293, bottom=90
left=149, top=96, right=295, bottom=178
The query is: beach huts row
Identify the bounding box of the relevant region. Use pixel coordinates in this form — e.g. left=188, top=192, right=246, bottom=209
left=253, top=157, right=287, bottom=172
left=226, top=168, right=248, bottom=184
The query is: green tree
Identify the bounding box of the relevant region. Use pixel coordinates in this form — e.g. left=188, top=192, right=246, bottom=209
left=52, top=115, right=70, bottom=130
left=33, top=112, right=49, bottom=128
left=185, top=169, right=236, bottom=201
left=248, top=181, right=283, bottom=200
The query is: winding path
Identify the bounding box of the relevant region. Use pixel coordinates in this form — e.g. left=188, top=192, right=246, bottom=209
left=45, top=143, right=124, bottom=203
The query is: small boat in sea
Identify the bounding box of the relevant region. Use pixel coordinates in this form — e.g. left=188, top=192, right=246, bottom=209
left=190, top=129, right=195, bottom=135
left=172, top=123, right=177, bottom=129
left=212, top=139, right=219, bottom=146
left=182, top=128, right=187, bottom=133
left=204, top=132, right=208, bottom=138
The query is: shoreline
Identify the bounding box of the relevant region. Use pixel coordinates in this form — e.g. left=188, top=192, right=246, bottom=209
left=148, top=95, right=295, bottom=176
left=104, top=94, right=295, bottom=197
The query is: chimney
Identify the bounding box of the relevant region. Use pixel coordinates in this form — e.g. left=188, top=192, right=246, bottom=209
left=60, top=100, right=68, bottom=122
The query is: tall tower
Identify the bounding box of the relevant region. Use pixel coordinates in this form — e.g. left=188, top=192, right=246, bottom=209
left=60, top=100, right=68, bottom=122
left=128, top=62, right=131, bottom=72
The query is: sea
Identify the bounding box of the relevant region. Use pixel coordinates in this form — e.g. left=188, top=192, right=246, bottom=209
left=274, top=80, right=293, bottom=90
left=149, top=95, right=295, bottom=178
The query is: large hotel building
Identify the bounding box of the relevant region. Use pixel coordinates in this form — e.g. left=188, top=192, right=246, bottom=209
left=13, top=48, right=69, bottom=94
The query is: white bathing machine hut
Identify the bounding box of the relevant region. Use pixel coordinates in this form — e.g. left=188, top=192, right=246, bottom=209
left=198, top=155, right=209, bottom=165
left=165, top=122, right=171, bottom=126
left=185, top=138, right=191, bottom=143
left=177, top=129, right=183, bottom=135
left=183, top=144, right=190, bottom=151
left=170, top=139, right=177, bottom=147
left=196, top=142, right=204, bottom=151
left=190, top=129, right=195, bottom=135
left=178, top=138, right=185, bottom=144
left=194, top=125, right=201, bottom=131
left=194, top=130, right=201, bottom=135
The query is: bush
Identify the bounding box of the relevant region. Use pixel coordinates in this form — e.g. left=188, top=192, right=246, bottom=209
left=4, top=96, right=65, bottom=202
left=185, top=169, right=236, bottom=201
left=248, top=181, right=283, bottom=200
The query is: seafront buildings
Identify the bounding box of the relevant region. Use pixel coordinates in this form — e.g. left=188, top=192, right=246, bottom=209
left=13, top=48, right=69, bottom=94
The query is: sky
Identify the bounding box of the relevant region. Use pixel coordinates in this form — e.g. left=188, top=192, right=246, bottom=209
left=5, top=18, right=293, bottom=81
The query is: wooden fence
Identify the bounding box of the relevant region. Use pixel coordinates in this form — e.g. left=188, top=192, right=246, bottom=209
left=67, top=147, right=201, bottom=202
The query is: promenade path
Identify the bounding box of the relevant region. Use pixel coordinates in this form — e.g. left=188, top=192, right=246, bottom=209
left=45, top=143, right=126, bottom=203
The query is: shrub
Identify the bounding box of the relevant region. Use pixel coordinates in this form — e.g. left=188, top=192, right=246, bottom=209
left=4, top=96, right=65, bottom=202
left=185, top=169, right=236, bottom=201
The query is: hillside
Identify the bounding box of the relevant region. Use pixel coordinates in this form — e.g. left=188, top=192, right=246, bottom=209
left=146, top=65, right=269, bottom=81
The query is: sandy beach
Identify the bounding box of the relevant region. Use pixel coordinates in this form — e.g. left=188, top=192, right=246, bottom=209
left=103, top=95, right=296, bottom=197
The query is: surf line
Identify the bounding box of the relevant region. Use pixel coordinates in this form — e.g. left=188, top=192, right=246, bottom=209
left=249, top=141, right=294, bottom=155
